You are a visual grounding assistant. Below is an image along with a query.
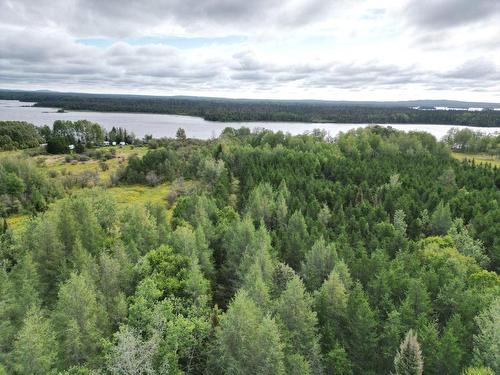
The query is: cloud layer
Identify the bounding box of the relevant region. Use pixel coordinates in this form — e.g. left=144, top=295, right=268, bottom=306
left=1, top=0, right=499, bottom=101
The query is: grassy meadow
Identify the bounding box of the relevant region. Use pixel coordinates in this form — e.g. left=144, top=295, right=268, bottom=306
left=452, top=152, right=500, bottom=167
left=1, top=145, right=179, bottom=230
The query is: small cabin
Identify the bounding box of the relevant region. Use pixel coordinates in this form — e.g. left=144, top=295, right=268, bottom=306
left=103, top=141, right=110, bottom=146
left=112, top=141, right=117, bottom=146
left=119, top=141, right=126, bottom=146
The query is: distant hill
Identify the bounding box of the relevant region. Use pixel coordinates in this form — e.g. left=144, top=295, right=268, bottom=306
left=1, top=89, right=500, bottom=126
left=1, top=89, right=499, bottom=109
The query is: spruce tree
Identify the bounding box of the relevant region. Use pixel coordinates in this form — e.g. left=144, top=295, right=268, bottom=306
left=393, top=329, right=423, bottom=375
left=301, top=237, right=337, bottom=291
left=283, top=210, right=309, bottom=270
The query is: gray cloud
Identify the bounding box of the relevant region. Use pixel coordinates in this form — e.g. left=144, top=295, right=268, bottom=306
left=0, top=1, right=499, bottom=99
left=1, top=28, right=499, bottom=95
left=444, top=58, right=498, bottom=80
left=405, top=0, right=500, bottom=30
left=0, top=0, right=341, bottom=38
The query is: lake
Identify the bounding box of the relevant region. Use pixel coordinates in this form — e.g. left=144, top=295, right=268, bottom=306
left=1, top=100, right=499, bottom=140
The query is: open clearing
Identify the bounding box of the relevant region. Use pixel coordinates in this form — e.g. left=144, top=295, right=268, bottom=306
left=452, top=152, right=500, bottom=167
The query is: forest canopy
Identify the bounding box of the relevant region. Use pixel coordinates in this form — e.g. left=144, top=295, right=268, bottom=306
left=0, top=125, right=498, bottom=375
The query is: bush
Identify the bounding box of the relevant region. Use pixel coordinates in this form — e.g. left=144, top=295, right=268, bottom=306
left=99, top=161, right=109, bottom=171
left=166, top=190, right=178, bottom=208
left=47, top=137, right=69, bottom=154
left=145, top=171, right=161, bottom=186
left=75, top=143, right=85, bottom=154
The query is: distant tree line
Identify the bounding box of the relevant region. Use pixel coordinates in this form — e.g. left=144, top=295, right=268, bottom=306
left=2, top=91, right=500, bottom=126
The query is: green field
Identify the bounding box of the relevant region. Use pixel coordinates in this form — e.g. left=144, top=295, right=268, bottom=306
left=33, top=145, right=148, bottom=181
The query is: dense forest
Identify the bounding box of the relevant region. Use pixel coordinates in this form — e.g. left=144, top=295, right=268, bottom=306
left=2, top=91, right=500, bottom=126
left=0, top=123, right=499, bottom=375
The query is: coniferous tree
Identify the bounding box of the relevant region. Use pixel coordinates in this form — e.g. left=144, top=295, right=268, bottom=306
left=472, top=298, right=499, bottom=374
left=28, top=216, right=65, bottom=303
left=438, top=316, right=465, bottom=375
left=53, top=272, right=107, bottom=367
left=400, top=279, right=433, bottom=330
left=10, top=306, right=58, bottom=374
left=120, top=205, right=158, bottom=257
left=345, top=282, right=378, bottom=375
left=301, top=237, right=337, bottom=291
left=417, top=320, right=440, bottom=375
left=10, top=253, right=40, bottom=324
left=314, top=270, right=348, bottom=351
left=429, top=201, right=453, bottom=235
left=213, top=290, right=285, bottom=375
left=275, top=276, right=323, bottom=374
left=324, top=343, right=352, bottom=375
left=393, top=329, right=423, bottom=375
left=0, top=268, right=16, bottom=361
left=283, top=210, right=309, bottom=270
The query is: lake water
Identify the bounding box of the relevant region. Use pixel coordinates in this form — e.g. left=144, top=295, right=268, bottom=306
left=1, top=100, right=499, bottom=140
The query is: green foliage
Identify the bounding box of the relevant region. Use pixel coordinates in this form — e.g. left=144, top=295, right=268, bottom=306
left=53, top=272, right=107, bottom=367
left=46, top=120, right=106, bottom=154
left=282, top=210, right=309, bottom=270
left=0, top=157, right=60, bottom=215
left=430, top=201, right=453, bottom=235
left=10, top=306, right=59, bottom=375
left=138, top=245, right=190, bottom=299
left=472, top=298, right=500, bottom=374
left=213, top=291, right=285, bottom=375
left=301, top=237, right=338, bottom=291
left=120, top=204, right=158, bottom=257
left=393, top=329, right=423, bottom=375
left=314, top=270, right=349, bottom=352
left=275, top=276, right=322, bottom=373
left=0, top=121, right=42, bottom=150
left=0, top=126, right=498, bottom=374
left=462, top=368, right=495, bottom=375
left=345, top=282, right=378, bottom=374
left=444, top=127, right=500, bottom=156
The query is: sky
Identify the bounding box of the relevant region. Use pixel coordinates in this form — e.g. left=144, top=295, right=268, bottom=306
left=1, top=0, right=500, bottom=101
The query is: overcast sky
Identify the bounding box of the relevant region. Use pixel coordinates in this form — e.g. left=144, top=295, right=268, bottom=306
left=1, top=0, right=499, bottom=101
